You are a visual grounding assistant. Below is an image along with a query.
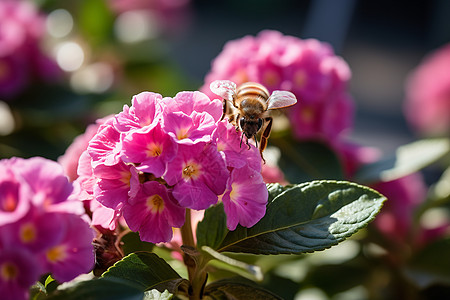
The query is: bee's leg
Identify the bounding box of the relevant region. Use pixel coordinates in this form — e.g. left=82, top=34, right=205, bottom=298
left=246, top=137, right=251, bottom=150
left=240, top=131, right=245, bottom=148
left=235, top=113, right=240, bottom=132
left=220, top=100, right=226, bottom=121
left=259, top=117, right=273, bottom=163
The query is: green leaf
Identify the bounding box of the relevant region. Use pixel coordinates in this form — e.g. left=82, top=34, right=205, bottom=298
left=270, top=138, right=344, bottom=182
left=46, top=276, right=144, bottom=300
left=44, top=275, right=59, bottom=294
left=355, top=138, right=450, bottom=183
left=102, top=252, right=188, bottom=294
left=197, top=203, right=229, bottom=249
left=202, top=246, right=263, bottom=281
left=216, top=180, right=386, bottom=254
left=203, top=277, right=283, bottom=300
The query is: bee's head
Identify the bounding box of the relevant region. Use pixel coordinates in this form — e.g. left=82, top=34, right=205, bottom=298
left=240, top=116, right=263, bottom=138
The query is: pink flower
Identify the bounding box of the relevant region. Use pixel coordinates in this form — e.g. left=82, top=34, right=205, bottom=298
left=213, top=120, right=261, bottom=170
left=114, top=92, right=163, bottom=132
left=372, top=173, right=427, bottom=243
left=81, top=89, right=267, bottom=243
left=0, top=156, right=95, bottom=296
left=121, top=123, right=177, bottom=177
left=201, top=30, right=354, bottom=144
left=0, top=0, right=60, bottom=99
left=40, top=213, right=95, bottom=282
left=165, top=143, right=228, bottom=210
left=93, top=161, right=138, bottom=210
left=122, top=181, right=185, bottom=243
left=58, top=116, right=111, bottom=182
left=163, top=91, right=223, bottom=122
left=221, top=166, right=268, bottom=230
left=0, top=159, right=31, bottom=226
left=404, top=43, right=450, bottom=136
left=88, top=118, right=122, bottom=168
left=0, top=211, right=63, bottom=254
left=0, top=248, right=41, bottom=300
left=261, top=163, right=288, bottom=184
left=14, top=157, right=75, bottom=209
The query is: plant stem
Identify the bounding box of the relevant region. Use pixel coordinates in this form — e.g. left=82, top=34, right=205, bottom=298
left=181, top=209, right=195, bottom=248
left=180, top=209, right=206, bottom=299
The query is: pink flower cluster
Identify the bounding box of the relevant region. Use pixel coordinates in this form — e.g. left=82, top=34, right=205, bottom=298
left=404, top=43, right=450, bottom=137
left=201, top=30, right=354, bottom=144
left=0, top=157, right=94, bottom=300
left=77, top=91, right=268, bottom=243
left=0, top=0, right=60, bottom=100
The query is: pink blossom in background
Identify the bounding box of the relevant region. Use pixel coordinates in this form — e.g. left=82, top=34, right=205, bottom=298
left=404, top=43, right=450, bottom=136
left=372, top=173, right=427, bottom=244
left=81, top=90, right=268, bottom=243
left=0, top=0, right=60, bottom=100
left=0, top=157, right=95, bottom=300
left=334, top=141, right=381, bottom=179
left=201, top=30, right=354, bottom=145
left=0, top=248, right=40, bottom=300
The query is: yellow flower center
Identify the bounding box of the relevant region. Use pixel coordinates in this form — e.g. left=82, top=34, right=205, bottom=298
left=147, top=143, right=162, bottom=157
left=182, top=161, right=201, bottom=180
left=217, top=141, right=226, bottom=152
left=229, top=183, right=240, bottom=203
left=176, top=127, right=190, bottom=140
left=146, top=194, right=165, bottom=213
left=1, top=262, right=18, bottom=280
left=20, top=223, right=36, bottom=243
left=120, top=170, right=132, bottom=186
left=46, top=245, right=68, bottom=263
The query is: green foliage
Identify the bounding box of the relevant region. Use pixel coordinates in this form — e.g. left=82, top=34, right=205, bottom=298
left=102, top=252, right=188, bottom=294
left=213, top=181, right=386, bottom=254
left=197, top=203, right=228, bottom=249
left=46, top=277, right=144, bottom=300
left=203, top=277, right=283, bottom=300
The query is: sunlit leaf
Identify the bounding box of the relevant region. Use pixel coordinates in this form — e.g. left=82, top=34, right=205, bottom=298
left=143, top=289, right=173, bottom=300
left=103, top=252, right=188, bottom=294
left=216, top=181, right=386, bottom=254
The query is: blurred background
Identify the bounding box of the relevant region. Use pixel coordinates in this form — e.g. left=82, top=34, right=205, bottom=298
left=1, top=1, right=450, bottom=299
left=1, top=0, right=449, bottom=161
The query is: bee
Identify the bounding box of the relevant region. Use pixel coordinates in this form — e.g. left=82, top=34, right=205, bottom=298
left=210, top=80, right=297, bottom=162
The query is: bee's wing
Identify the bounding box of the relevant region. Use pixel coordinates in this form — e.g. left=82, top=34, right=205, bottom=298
left=209, top=80, right=236, bottom=101
left=267, top=90, right=297, bottom=110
